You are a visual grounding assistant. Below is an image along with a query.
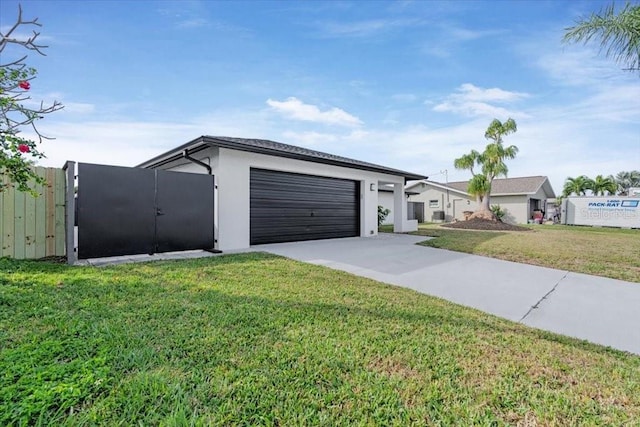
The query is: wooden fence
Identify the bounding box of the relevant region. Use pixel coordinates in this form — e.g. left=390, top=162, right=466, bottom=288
left=1, top=167, right=66, bottom=259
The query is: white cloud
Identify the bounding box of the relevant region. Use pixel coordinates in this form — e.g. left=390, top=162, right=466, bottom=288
left=318, top=19, right=420, bottom=38
left=432, top=83, right=530, bottom=118
left=28, top=121, right=199, bottom=168
left=456, top=83, right=529, bottom=103
left=433, top=101, right=521, bottom=119
left=62, top=102, right=95, bottom=114
left=447, top=27, right=504, bottom=42
left=420, top=24, right=505, bottom=58
left=537, top=49, right=624, bottom=87
left=281, top=129, right=370, bottom=150
left=176, top=18, right=209, bottom=29
left=422, top=45, right=451, bottom=58
left=29, top=108, right=277, bottom=168
left=266, top=97, right=363, bottom=127
left=391, top=93, right=417, bottom=103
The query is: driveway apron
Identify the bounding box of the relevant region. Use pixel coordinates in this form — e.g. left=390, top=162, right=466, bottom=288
left=254, top=233, right=640, bottom=355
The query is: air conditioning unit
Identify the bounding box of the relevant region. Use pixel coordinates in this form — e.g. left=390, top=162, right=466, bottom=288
left=432, top=210, right=445, bottom=221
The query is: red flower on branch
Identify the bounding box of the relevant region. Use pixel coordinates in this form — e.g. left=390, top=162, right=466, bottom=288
left=18, top=144, right=30, bottom=153
left=19, top=81, right=31, bottom=90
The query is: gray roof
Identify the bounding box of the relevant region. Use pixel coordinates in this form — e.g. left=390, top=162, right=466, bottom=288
left=138, top=136, right=425, bottom=181
left=433, top=176, right=556, bottom=197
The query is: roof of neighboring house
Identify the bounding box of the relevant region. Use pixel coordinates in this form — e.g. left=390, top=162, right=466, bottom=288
left=407, top=176, right=556, bottom=198
left=137, top=136, right=426, bottom=181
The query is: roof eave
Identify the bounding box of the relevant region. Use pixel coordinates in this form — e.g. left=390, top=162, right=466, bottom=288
left=422, top=181, right=470, bottom=196
left=491, top=192, right=534, bottom=197
left=137, top=136, right=426, bottom=181
left=136, top=136, right=206, bottom=168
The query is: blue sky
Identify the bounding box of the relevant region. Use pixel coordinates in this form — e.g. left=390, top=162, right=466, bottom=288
left=2, top=0, right=638, bottom=193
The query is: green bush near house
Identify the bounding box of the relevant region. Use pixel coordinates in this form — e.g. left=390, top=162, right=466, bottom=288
left=490, top=204, right=506, bottom=221
left=377, top=205, right=390, bottom=226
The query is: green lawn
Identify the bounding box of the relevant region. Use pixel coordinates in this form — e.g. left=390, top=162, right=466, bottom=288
left=381, top=224, right=640, bottom=283
left=1, top=254, right=639, bottom=425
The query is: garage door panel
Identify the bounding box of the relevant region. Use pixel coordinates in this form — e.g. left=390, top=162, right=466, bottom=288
left=251, top=171, right=354, bottom=187
left=251, top=207, right=359, bottom=218
left=251, top=228, right=358, bottom=244
left=252, top=182, right=357, bottom=196
left=251, top=217, right=357, bottom=228
left=252, top=190, right=357, bottom=203
left=250, top=169, right=360, bottom=245
left=252, top=223, right=358, bottom=233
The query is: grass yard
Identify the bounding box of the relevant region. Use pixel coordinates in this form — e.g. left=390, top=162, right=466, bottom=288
left=383, top=224, right=640, bottom=283
left=1, top=254, right=640, bottom=425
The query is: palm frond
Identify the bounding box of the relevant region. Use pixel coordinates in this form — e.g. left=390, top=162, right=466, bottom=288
left=564, top=2, right=640, bottom=72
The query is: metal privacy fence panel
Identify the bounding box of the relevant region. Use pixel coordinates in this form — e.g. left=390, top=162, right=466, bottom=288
left=78, top=163, right=156, bottom=259
left=155, top=169, right=214, bottom=253
left=77, top=163, right=214, bottom=259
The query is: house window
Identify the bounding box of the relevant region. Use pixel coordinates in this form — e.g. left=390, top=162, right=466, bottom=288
left=429, top=199, right=439, bottom=208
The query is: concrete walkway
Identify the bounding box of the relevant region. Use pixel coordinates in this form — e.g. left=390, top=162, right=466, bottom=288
left=75, top=249, right=220, bottom=267
left=253, top=234, right=640, bottom=355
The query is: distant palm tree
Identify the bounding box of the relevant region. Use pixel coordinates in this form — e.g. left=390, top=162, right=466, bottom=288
left=563, top=175, right=594, bottom=197
left=615, top=170, right=640, bottom=195
left=591, top=175, right=618, bottom=195
left=564, top=2, right=640, bottom=73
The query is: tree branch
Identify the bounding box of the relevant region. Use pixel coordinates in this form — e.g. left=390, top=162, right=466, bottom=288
left=0, top=5, right=48, bottom=56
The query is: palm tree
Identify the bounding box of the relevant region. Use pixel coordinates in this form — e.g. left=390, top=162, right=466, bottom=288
left=563, top=175, right=594, bottom=197
left=453, top=150, right=482, bottom=205
left=467, top=174, right=490, bottom=205
left=564, top=2, right=640, bottom=73
left=615, top=170, right=640, bottom=195
left=454, top=118, right=519, bottom=215
left=591, top=174, right=618, bottom=195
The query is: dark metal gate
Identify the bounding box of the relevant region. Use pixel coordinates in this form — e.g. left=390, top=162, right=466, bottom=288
left=77, top=163, right=214, bottom=259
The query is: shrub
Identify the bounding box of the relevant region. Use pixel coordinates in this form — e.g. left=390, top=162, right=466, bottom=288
left=490, top=204, right=505, bottom=221
left=378, top=205, right=390, bottom=226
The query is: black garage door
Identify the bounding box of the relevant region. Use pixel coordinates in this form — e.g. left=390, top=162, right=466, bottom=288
left=250, top=169, right=360, bottom=245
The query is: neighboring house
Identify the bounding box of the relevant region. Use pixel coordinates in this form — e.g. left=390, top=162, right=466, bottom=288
left=138, top=136, right=425, bottom=251
left=407, top=176, right=556, bottom=225
left=377, top=185, right=422, bottom=225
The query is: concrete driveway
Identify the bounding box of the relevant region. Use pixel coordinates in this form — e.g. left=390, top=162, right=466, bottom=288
left=254, top=233, right=640, bottom=355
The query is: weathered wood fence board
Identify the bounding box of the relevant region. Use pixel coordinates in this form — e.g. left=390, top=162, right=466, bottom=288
left=1, top=167, right=66, bottom=259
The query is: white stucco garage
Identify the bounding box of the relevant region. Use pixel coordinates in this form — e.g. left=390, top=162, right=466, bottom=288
left=138, top=136, right=425, bottom=251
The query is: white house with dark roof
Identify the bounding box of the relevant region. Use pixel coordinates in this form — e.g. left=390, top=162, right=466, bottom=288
left=406, top=176, right=556, bottom=224
left=137, top=136, right=425, bottom=251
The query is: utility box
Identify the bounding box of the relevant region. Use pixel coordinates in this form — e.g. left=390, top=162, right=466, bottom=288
left=432, top=210, right=445, bottom=222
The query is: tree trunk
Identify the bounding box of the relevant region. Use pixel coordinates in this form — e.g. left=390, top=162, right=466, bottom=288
left=469, top=181, right=498, bottom=221
left=480, top=194, right=491, bottom=212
